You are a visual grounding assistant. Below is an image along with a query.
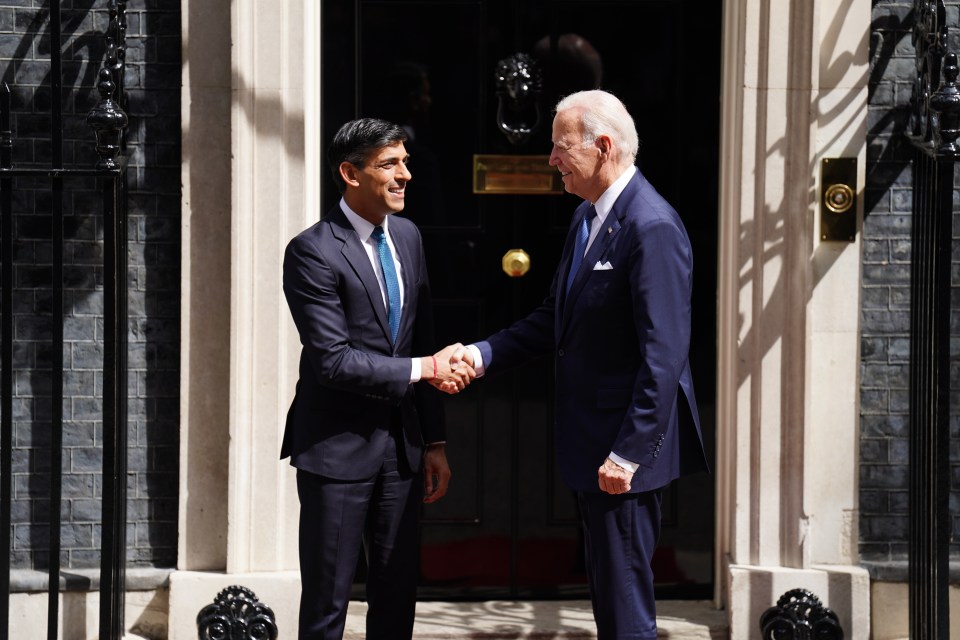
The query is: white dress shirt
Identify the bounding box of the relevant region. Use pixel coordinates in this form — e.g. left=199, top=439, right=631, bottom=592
left=340, top=199, right=422, bottom=382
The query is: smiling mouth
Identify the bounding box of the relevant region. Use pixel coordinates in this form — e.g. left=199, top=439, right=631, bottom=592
left=389, top=186, right=405, bottom=196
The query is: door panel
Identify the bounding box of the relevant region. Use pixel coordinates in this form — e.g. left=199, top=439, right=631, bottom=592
left=322, top=0, right=719, bottom=599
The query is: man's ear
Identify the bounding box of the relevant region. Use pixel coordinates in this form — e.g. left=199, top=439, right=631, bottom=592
left=596, top=135, right=613, bottom=158
left=339, top=161, right=360, bottom=188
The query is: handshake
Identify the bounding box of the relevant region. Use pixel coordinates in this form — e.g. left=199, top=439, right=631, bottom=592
left=420, top=343, right=475, bottom=394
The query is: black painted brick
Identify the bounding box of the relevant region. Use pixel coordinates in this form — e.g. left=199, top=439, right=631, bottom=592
left=890, top=237, right=911, bottom=260
left=861, top=286, right=890, bottom=309
left=863, top=1, right=960, bottom=562
left=5, top=3, right=181, bottom=570
left=861, top=336, right=888, bottom=361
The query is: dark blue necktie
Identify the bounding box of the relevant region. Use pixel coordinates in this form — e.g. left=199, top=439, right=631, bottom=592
left=371, top=225, right=401, bottom=343
left=565, top=205, right=597, bottom=295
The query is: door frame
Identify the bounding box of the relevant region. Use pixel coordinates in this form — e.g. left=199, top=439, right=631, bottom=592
left=303, top=0, right=740, bottom=602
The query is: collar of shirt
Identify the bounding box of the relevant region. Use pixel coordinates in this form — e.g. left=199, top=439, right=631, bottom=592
left=338, top=197, right=404, bottom=307
left=582, top=165, right=636, bottom=252
left=591, top=165, right=637, bottom=223
left=340, top=197, right=391, bottom=242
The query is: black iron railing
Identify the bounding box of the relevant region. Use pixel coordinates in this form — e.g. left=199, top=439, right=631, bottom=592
left=0, top=2, right=129, bottom=639
left=906, top=0, right=959, bottom=637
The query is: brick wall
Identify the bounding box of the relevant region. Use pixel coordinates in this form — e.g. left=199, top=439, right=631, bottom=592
left=2, top=0, right=179, bottom=570
left=861, top=0, right=960, bottom=567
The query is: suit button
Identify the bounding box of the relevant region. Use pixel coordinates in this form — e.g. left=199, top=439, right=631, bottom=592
left=558, top=349, right=565, bottom=357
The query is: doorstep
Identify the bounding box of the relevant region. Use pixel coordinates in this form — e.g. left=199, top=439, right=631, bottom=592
left=344, top=600, right=728, bottom=639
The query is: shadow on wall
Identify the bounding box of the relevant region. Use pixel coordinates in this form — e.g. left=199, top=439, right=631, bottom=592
left=734, top=0, right=871, bottom=387
left=865, top=9, right=914, bottom=215
left=2, top=2, right=180, bottom=572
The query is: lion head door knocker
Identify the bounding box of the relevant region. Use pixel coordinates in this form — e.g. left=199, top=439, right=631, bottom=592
left=494, top=53, right=543, bottom=146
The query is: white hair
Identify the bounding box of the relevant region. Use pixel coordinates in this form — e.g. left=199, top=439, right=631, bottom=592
left=554, top=90, right=639, bottom=165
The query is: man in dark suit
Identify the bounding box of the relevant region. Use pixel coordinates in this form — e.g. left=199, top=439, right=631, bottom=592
left=452, top=90, right=709, bottom=638
left=282, top=118, right=473, bottom=640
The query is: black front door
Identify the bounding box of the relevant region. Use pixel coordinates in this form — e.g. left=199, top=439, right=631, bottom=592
left=322, top=0, right=720, bottom=600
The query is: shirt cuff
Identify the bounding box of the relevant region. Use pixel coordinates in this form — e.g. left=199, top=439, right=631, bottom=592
left=410, top=357, right=421, bottom=383
left=466, top=344, right=485, bottom=377
left=609, top=451, right=638, bottom=473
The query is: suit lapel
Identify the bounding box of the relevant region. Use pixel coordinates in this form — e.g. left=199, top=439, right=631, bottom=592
left=558, top=172, right=644, bottom=336
left=389, top=220, right=417, bottom=344
left=327, top=207, right=393, bottom=344
left=560, top=213, right=622, bottom=333
left=556, top=203, right=591, bottom=315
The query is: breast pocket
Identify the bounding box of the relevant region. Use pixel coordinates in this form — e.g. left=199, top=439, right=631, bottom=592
left=582, top=269, right=625, bottom=309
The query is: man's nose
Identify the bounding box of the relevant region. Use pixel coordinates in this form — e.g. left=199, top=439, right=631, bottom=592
left=398, top=161, right=412, bottom=180
left=548, top=149, right=560, bottom=165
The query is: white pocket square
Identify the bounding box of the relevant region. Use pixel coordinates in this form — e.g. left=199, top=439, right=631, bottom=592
left=593, top=261, right=613, bottom=271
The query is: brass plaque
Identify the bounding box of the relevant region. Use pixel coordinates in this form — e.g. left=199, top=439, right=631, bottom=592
left=820, top=157, right=857, bottom=242
left=473, top=154, right=563, bottom=194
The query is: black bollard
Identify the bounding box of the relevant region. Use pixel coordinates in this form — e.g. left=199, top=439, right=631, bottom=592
left=758, top=588, right=844, bottom=639
left=197, top=585, right=278, bottom=640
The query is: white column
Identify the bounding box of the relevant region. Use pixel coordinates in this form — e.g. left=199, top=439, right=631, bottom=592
left=178, top=0, right=232, bottom=573
left=227, top=0, right=307, bottom=575
left=716, top=0, right=870, bottom=636
left=173, top=1, right=320, bottom=636
left=806, top=0, right=870, bottom=569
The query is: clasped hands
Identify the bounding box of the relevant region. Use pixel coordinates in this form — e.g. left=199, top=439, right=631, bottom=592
left=422, top=343, right=475, bottom=394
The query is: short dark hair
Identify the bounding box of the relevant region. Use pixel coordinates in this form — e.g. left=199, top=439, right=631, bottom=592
left=327, top=118, right=408, bottom=193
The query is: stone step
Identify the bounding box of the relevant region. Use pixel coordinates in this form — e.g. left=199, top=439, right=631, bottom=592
left=345, top=600, right=728, bottom=639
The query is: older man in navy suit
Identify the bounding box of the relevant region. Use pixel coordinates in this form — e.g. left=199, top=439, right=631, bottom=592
left=282, top=118, right=473, bottom=639
left=452, top=90, right=709, bottom=639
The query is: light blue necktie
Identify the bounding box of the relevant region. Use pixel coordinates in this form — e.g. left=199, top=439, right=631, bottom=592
left=565, top=205, right=597, bottom=295
left=371, top=225, right=401, bottom=343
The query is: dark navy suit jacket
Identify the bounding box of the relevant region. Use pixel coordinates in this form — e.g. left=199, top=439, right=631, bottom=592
left=478, top=169, right=708, bottom=492
left=281, top=205, right=443, bottom=480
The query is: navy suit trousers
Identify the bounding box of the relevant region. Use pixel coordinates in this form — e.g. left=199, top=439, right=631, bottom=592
left=296, top=429, right=422, bottom=640
left=578, top=489, right=663, bottom=639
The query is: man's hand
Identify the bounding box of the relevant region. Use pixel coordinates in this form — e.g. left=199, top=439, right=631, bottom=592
left=449, top=344, right=474, bottom=368
left=423, top=443, right=451, bottom=503
left=436, top=343, right=475, bottom=395
left=598, top=457, right=634, bottom=494
left=426, top=343, right=476, bottom=394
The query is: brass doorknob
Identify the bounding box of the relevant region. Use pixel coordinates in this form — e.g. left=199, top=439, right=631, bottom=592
left=502, top=249, right=531, bottom=277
